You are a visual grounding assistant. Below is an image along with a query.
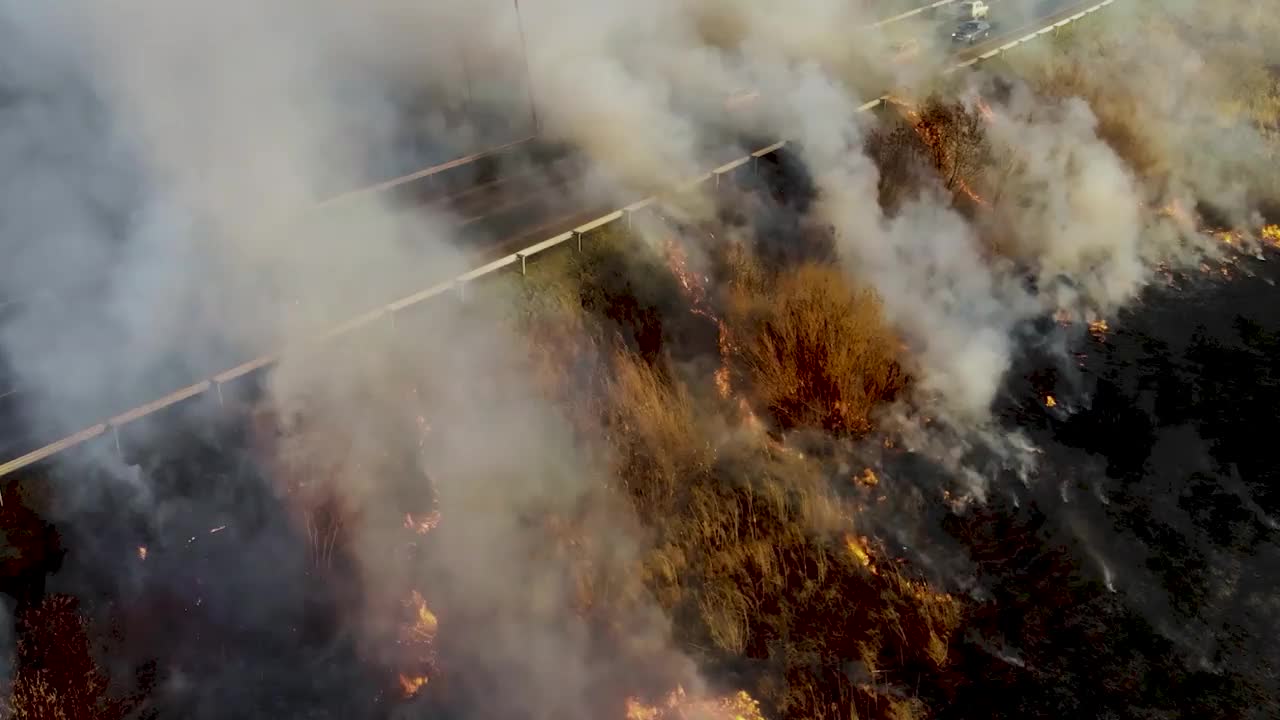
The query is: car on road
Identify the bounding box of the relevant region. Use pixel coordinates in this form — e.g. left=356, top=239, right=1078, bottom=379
left=951, top=20, right=992, bottom=44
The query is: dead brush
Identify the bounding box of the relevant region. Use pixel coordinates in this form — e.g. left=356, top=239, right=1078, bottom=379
left=604, top=348, right=712, bottom=517
left=728, top=262, right=908, bottom=438
left=4, top=594, right=138, bottom=720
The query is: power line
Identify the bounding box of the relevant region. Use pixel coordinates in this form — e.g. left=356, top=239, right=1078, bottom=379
left=513, top=0, right=540, bottom=134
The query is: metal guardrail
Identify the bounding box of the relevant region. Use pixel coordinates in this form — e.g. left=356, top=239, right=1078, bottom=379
left=0, top=0, right=1120, bottom=479
left=870, top=0, right=959, bottom=29
left=947, top=0, right=1115, bottom=72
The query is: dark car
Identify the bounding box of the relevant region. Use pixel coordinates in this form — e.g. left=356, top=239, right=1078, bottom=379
left=951, top=20, right=992, bottom=44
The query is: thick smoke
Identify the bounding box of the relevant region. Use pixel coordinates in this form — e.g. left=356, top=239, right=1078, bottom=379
left=2, top=0, right=1278, bottom=715
left=0, top=0, right=732, bottom=715
left=433, top=0, right=1278, bottom=419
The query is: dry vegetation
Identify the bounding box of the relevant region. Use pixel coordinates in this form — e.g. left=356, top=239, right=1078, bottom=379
left=497, top=221, right=955, bottom=719
left=2, top=594, right=142, bottom=720
left=726, top=260, right=908, bottom=436
left=7, top=7, right=1280, bottom=720
left=1007, top=5, right=1280, bottom=188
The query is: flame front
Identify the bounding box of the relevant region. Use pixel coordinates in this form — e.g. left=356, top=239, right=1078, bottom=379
left=663, top=238, right=755, bottom=419
left=884, top=95, right=988, bottom=206
left=404, top=511, right=441, bottom=535
left=625, top=685, right=766, bottom=720
left=397, top=674, right=427, bottom=697
left=1263, top=224, right=1279, bottom=248
left=845, top=533, right=878, bottom=575
left=396, top=590, right=438, bottom=698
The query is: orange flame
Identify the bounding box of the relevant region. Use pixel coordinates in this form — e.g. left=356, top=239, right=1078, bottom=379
left=1157, top=199, right=1196, bottom=229
left=137, top=546, right=147, bottom=561
left=394, top=590, right=438, bottom=698
left=1044, top=395, right=1057, bottom=408
left=663, top=238, right=753, bottom=414
left=844, top=533, right=879, bottom=574
left=404, top=511, right=441, bottom=535
left=1262, top=224, right=1279, bottom=248
left=1088, top=319, right=1109, bottom=340
left=625, top=685, right=766, bottom=720
left=404, top=590, right=438, bottom=643
left=887, top=96, right=988, bottom=206
left=397, top=674, right=428, bottom=697
left=975, top=98, right=995, bottom=122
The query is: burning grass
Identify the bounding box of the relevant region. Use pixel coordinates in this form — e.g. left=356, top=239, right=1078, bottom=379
left=487, top=221, right=959, bottom=719
left=2, top=594, right=145, bottom=719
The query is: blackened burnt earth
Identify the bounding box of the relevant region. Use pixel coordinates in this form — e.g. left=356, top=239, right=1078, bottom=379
left=926, top=254, right=1280, bottom=719
left=31, top=411, right=399, bottom=720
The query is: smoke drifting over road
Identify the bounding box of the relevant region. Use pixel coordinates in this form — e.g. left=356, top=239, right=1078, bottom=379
left=0, top=0, right=1278, bottom=716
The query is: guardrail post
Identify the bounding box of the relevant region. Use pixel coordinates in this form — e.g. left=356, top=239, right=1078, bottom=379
left=574, top=230, right=584, bottom=253
left=518, top=252, right=528, bottom=275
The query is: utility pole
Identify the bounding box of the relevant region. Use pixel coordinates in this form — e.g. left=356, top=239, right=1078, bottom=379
left=513, top=0, right=540, bottom=134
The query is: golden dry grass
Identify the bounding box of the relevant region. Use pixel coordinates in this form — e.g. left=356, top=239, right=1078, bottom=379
left=503, top=228, right=958, bottom=719
left=729, top=262, right=908, bottom=438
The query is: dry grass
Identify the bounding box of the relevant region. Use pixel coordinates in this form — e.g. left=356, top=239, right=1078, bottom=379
left=729, top=262, right=908, bottom=438
left=501, top=226, right=958, bottom=719
left=1009, top=4, right=1280, bottom=186
left=606, top=348, right=713, bottom=516
left=4, top=594, right=135, bottom=720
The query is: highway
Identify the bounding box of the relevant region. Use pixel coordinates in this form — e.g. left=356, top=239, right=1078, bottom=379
left=0, top=0, right=1107, bottom=471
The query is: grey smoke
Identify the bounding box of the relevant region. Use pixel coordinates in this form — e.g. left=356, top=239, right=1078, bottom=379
left=1, top=0, right=1278, bottom=714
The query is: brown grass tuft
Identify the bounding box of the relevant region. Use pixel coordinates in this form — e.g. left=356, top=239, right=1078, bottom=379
left=730, top=263, right=908, bottom=438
